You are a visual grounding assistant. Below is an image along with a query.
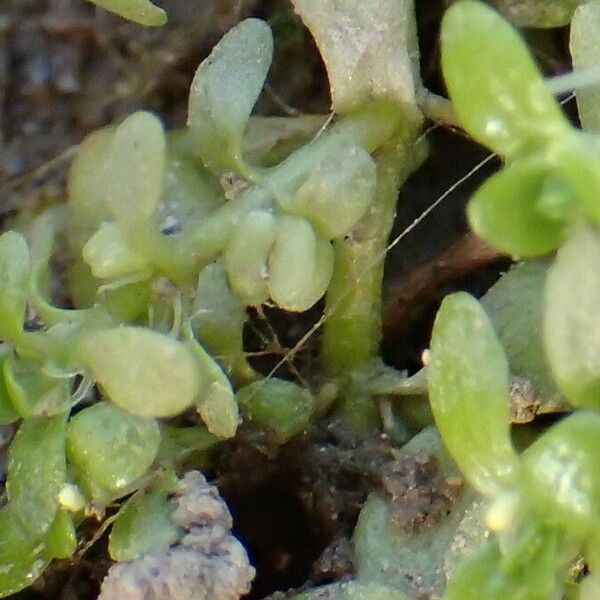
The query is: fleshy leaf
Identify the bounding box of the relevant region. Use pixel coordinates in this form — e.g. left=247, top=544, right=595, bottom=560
left=0, top=508, right=49, bottom=598
left=4, top=356, right=71, bottom=418
left=428, top=292, right=519, bottom=496
left=544, top=224, right=600, bottom=408
left=482, top=261, right=559, bottom=398
left=445, top=531, right=560, bottom=600
left=291, top=0, right=418, bottom=113
left=109, top=488, right=181, bottom=561
left=82, top=222, right=151, bottom=280
left=68, top=126, right=116, bottom=251
left=7, top=414, right=67, bottom=536
left=468, top=158, right=574, bottom=258
left=188, top=19, right=273, bottom=175
left=45, top=509, right=77, bottom=559
left=185, top=326, right=240, bottom=439
left=67, top=402, right=160, bottom=501
left=236, top=378, right=314, bottom=445
left=441, top=0, right=569, bottom=158
left=287, top=142, right=377, bottom=239
left=0, top=231, right=30, bottom=342
left=571, top=1, right=600, bottom=132
left=224, top=210, right=278, bottom=306
left=268, top=215, right=334, bottom=312
left=522, top=411, right=600, bottom=537
left=79, top=326, right=202, bottom=417
left=193, top=262, right=256, bottom=385
left=88, top=0, right=167, bottom=27
left=105, top=111, right=166, bottom=232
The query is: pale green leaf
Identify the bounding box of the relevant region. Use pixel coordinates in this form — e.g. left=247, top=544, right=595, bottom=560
left=79, top=327, right=202, bottom=417
left=544, top=223, right=600, bottom=408
left=188, top=19, right=273, bottom=175
left=571, top=1, right=600, bottom=132
left=67, top=401, right=160, bottom=501
left=109, top=488, right=181, bottom=561
left=105, top=111, right=166, bottom=231
left=0, top=231, right=30, bottom=342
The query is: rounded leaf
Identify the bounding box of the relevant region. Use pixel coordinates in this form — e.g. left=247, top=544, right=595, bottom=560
left=544, top=224, right=600, bottom=408
left=105, top=111, right=166, bottom=231
left=428, top=292, right=519, bottom=496
left=82, top=222, right=150, bottom=280
left=468, top=158, right=574, bottom=258
left=268, top=216, right=334, bottom=311
left=188, top=19, right=273, bottom=175
left=79, top=327, right=202, bottom=417
left=7, top=415, right=67, bottom=536
left=67, top=402, right=160, bottom=501
left=224, top=210, right=278, bottom=306
left=441, top=0, right=568, bottom=158
left=288, top=142, right=377, bottom=239
left=109, top=488, right=181, bottom=561
left=522, top=411, right=600, bottom=536
left=236, top=378, right=313, bottom=445
left=0, top=231, right=30, bottom=341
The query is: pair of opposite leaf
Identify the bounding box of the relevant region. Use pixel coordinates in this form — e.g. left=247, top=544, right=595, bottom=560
left=73, top=18, right=397, bottom=314
left=445, top=1, right=600, bottom=411
left=444, top=0, right=600, bottom=259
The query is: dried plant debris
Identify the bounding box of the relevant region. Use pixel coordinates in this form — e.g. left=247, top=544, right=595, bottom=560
left=98, top=471, right=255, bottom=600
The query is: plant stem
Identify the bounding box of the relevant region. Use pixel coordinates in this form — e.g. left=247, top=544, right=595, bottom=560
left=321, top=114, right=425, bottom=428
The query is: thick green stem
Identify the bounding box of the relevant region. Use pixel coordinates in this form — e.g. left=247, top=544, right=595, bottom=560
left=322, top=116, right=425, bottom=428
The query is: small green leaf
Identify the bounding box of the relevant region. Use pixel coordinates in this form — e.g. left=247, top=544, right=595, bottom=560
left=468, top=158, right=574, bottom=258
left=445, top=535, right=559, bottom=600
left=193, top=261, right=256, bottom=385
left=224, top=210, right=278, bottom=306
left=544, top=224, right=600, bottom=408
left=67, top=402, right=160, bottom=501
left=105, top=112, right=166, bottom=232
left=88, top=0, right=167, bottom=27
left=571, top=1, right=600, bottom=132
left=522, top=411, right=600, bottom=537
left=82, top=222, right=151, bottom=280
left=7, top=414, right=67, bottom=536
left=67, top=126, right=116, bottom=251
left=45, top=509, right=77, bottom=559
left=428, top=292, right=519, bottom=496
left=109, top=488, right=181, bottom=561
left=236, top=378, right=314, bottom=445
left=286, top=142, right=377, bottom=239
left=4, top=356, right=71, bottom=418
left=0, top=231, right=30, bottom=342
left=188, top=19, right=273, bottom=175
left=0, top=508, right=49, bottom=598
left=441, top=0, right=569, bottom=158
left=482, top=261, right=559, bottom=398
left=268, top=215, right=334, bottom=312
left=157, top=424, right=217, bottom=464
left=79, top=327, right=202, bottom=417
left=185, top=327, right=240, bottom=439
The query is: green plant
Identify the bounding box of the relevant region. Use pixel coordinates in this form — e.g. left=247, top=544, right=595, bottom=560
left=8, top=0, right=600, bottom=598
left=426, top=1, right=600, bottom=598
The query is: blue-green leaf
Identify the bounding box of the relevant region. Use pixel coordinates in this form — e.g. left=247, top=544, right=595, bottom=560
left=188, top=19, right=273, bottom=176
